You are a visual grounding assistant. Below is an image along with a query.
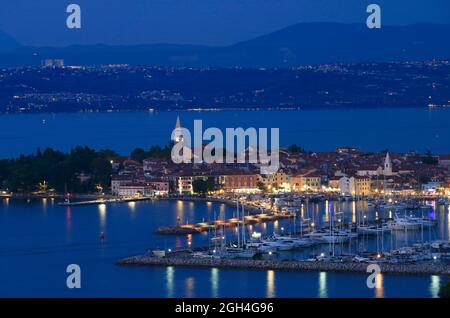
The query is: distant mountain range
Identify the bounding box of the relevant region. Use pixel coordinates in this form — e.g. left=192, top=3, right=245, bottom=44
left=0, top=30, right=21, bottom=53
left=1, top=23, right=450, bottom=67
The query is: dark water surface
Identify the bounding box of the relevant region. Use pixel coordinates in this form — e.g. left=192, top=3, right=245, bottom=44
left=1, top=108, right=449, bottom=158
left=1, top=198, right=448, bottom=297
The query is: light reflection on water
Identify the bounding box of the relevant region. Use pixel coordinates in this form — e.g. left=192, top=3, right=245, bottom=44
left=185, top=277, right=195, bottom=298
left=128, top=201, right=136, bottom=212
left=0, top=198, right=448, bottom=297
left=375, top=273, right=384, bottom=298
left=448, top=206, right=450, bottom=241
left=166, top=266, right=174, bottom=298
left=429, top=275, right=441, bottom=298
left=211, top=268, right=219, bottom=298
left=98, top=203, right=106, bottom=230
left=266, top=270, right=275, bottom=298
left=318, top=272, right=328, bottom=298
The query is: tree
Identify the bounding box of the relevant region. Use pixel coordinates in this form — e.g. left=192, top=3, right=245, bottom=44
left=288, top=144, right=303, bottom=153
left=192, top=179, right=208, bottom=194
left=131, top=148, right=147, bottom=162
left=257, top=181, right=267, bottom=193
left=422, top=150, right=438, bottom=165
left=90, top=157, right=112, bottom=188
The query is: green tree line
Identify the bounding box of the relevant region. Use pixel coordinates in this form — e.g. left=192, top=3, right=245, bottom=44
left=0, top=146, right=118, bottom=194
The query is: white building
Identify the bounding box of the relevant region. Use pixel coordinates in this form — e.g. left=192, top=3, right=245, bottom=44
left=117, top=184, right=154, bottom=197
left=422, top=182, right=440, bottom=194
left=339, top=176, right=371, bottom=196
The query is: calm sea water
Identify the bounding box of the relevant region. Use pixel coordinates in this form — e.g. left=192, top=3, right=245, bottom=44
left=0, top=198, right=448, bottom=298
left=0, top=107, right=450, bottom=157
left=1, top=108, right=450, bottom=297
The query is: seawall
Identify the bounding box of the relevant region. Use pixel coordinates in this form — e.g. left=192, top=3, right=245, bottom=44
left=117, top=255, right=450, bottom=276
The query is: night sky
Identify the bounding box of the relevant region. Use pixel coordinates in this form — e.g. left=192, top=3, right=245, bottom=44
left=0, top=0, right=449, bottom=46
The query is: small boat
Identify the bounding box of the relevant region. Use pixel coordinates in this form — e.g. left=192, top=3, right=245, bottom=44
left=354, top=256, right=370, bottom=263
left=261, top=238, right=296, bottom=251
left=220, top=247, right=257, bottom=259
left=245, top=242, right=277, bottom=253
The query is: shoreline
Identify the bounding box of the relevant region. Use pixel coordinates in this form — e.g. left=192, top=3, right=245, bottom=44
left=117, top=255, right=450, bottom=277
left=0, top=105, right=432, bottom=116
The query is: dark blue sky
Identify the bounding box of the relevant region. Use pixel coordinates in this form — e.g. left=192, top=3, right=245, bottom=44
left=0, top=0, right=449, bottom=47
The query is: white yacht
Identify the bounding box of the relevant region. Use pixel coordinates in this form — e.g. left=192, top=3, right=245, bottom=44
left=272, top=234, right=315, bottom=247
left=220, top=247, right=257, bottom=259
left=357, top=225, right=391, bottom=235
left=388, top=216, right=421, bottom=230
left=407, top=216, right=437, bottom=227
left=318, top=232, right=350, bottom=244
left=261, top=238, right=297, bottom=251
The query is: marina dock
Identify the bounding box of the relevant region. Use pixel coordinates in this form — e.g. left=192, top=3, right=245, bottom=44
left=117, top=254, right=450, bottom=276
left=156, top=213, right=294, bottom=235
left=57, top=196, right=154, bottom=206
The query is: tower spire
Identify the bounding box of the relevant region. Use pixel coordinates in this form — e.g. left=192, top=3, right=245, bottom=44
left=175, top=115, right=181, bottom=129
left=384, top=152, right=392, bottom=176
left=173, top=115, right=184, bottom=143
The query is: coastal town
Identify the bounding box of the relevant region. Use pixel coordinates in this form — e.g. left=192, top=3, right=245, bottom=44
left=1, top=116, right=450, bottom=277
left=110, top=117, right=450, bottom=200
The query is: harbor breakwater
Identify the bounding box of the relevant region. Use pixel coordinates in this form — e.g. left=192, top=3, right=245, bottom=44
left=117, top=255, right=450, bottom=276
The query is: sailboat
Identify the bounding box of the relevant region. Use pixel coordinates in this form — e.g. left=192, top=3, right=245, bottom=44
left=221, top=200, right=257, bottom=259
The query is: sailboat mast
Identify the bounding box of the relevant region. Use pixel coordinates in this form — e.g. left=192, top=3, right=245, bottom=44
left=242, top=204, right=246, bottom=246
left=236, top=200, right=240, bottom=248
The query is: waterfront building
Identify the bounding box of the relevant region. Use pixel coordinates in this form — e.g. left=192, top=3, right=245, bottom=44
left=422, top=182, right=441, bottom=194
left=357, top=164, right=382, bottom=177
left=111, top=175, right=134, bottom=196
left=215, top=169, right=259, bottom=193
left=116, top=180, right=169, bottom=197
left=438, top=154, right=450, bottom=168
left=258, top=169, right=288, bottom=190
left=176, top=175, right=196, bottom=195
left=117, top=183, right=154, bottom=197
left=290, top=170, right=321, bottom=192
left=339, top=176, right=371, bottom=196
left=327, top=177, right=341, bottom=190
